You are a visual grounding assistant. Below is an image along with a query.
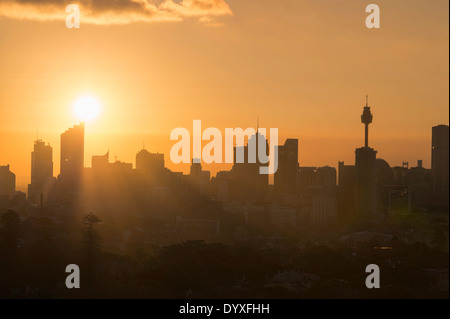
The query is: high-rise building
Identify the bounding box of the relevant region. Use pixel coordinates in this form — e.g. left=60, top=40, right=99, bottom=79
left=317, top=166, right=337, bottom=188
left=432, top=125, right=449, bottom=206
left=190, top=159, right=203, bottom=178
left=92, top=151, right=133, bottom=174
left=337, top=161, right=356, bottom=219
left=28, top=139, right=53, bottom=204
left=355, top=97, right=377, bottom=214
left=189, top=159, right=211, bottom=196
left=274, top=139, right=299, bottom=194
left=298, top=167, right=318, bottom=193
left=231, top=132, right=269, bottom=202
left=92, top=151, right=109, bottom=171
left=298, top=166, right=337, bottom=193
left=0, top=165, right=15, bottom=198
left=136, top=148, right=164, bottom=173
left=60, top=123, right=84, bottom=180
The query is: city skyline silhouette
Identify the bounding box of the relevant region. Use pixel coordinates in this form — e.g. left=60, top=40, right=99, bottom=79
left=2, top=109, right=449, bottom=193
left=1, top=99, right=448, bottom=214
left=0, top=0, right=448, bottom=300
left=1, top=1, right=448, bottom=192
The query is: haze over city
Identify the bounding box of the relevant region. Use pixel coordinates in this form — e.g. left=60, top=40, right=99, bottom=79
left=0, top=0, right=448, bottom=191
left=0, top=0, right=448, bottom=301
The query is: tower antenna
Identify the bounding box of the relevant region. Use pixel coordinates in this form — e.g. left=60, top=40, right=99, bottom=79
left=361, top=96, right=373, bottom=148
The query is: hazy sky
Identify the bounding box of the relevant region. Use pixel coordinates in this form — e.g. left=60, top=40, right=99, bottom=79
left=0, top=0, right=448, bottom=191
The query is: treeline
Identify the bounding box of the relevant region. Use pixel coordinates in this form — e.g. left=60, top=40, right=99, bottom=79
left=0, top=209, right=448, bottom=299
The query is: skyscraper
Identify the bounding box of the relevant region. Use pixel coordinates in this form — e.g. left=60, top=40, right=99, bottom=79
left=231, top=132, right=269, bottom=202
left=28, top=139, right=53, bottom=204
left=317, top=166, right=337, bottom=188
left=338, top=161, right=356, bottom=219
left=189, top=159, right=211, bottom=196
left=60, top=123, right=84, bottom=181
left=0, top=165, right=15, bottom=198
left=432, top=124, right=449, bottom=206
left=136, top=148, right=165, bottom=173
left=298, top=166, right=336, bottom=193
left=355, top=97, right=377, bottom=214
left=92, top=151, right=109, bottom=171
left=274, top=139, right=299, bottom=195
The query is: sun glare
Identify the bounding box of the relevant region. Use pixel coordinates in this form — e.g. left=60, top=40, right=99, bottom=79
left=73, top=95, right=101, bottom=122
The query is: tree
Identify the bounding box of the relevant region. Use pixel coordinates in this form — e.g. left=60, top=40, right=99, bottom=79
left=81, top=213, right=102, bottom=289
left=83, top=213, right=102, bottom=232
left=0, top=210, right=21, bottom=295
left=0, top=209, right=21, bottom=255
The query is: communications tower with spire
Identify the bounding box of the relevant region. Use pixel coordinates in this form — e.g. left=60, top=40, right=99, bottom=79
left=355, top=96, right=378, bottom=215
left=361, top=95, right=373, bottom=148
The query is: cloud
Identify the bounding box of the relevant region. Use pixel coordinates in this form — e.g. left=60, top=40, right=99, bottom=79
left=0, top=0, right=233, bottom=26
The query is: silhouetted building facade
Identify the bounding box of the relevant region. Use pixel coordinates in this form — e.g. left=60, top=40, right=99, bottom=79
left=338, top=161, right=356, bottom=219
left=84, top=152, right=135, bottom=207
left=0, top=165, right=15, bottom=198
left=215, top=132, right=269, bottom=203
left=337, top=98, right=379, bottom=218
left=355, top=98, right=377, bottom=215
left=60, top=123, right=84, bottom=181
left=432, top=125, right=449, bottom=207
left=317, top=166, right=337, bottom=189
left=136, top=148, right=166, bottom=186
left=274, top=139, right=299, bottom=194
left=355, top=147, right=377, bottom=213
left=28, top=139, right=53, bottom=205
left=92, top=151, right=109, bottom=171
left=188, top=159, right=211, bottom=197
left=50, top=123, right=85, bottom=205
left=230, top=132, right=269, bottom=202
left=136, top=148, right=164, bottom=173
left=299, top=166, right=336, bottom=194
left=298, top=167, right=318, bottom=194
left=298, top=165, right=337, bottom=224
left=405, top=160, right=432, bottom=208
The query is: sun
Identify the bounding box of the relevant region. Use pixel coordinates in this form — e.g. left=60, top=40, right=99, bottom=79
left=73, top=95, right=101, bottom=122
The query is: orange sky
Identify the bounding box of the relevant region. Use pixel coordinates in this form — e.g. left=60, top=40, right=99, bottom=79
left=0, top=0, right=448, bottom=191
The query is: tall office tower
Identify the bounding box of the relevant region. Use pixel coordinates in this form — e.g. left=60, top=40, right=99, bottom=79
left=231, top=132, right=269, bottom=202
left=0, top=165, right=15, bottom=198
left=136, top=148, right=165, bottom=173
left=92, top=151, right=109, bottom=171
left=298, top=167, right=318, bottom=193
left=355, top=97, right=377, bottom=214
left=60, top=123, right=84, bottom=180
left=432, top=125, right=449, bottom=206
left=317, top=166, right=337, bottom=188
left=189, top=159, right=211, bottom=195
left=338, top=161, right=356, bottom=219
left=274, top=139, right=299, bottom=194
left=28, top=139, right=53, bottom=204
left=298, top=166, right=336, bottom=193
left=190, top=159, right=203, bottom=178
